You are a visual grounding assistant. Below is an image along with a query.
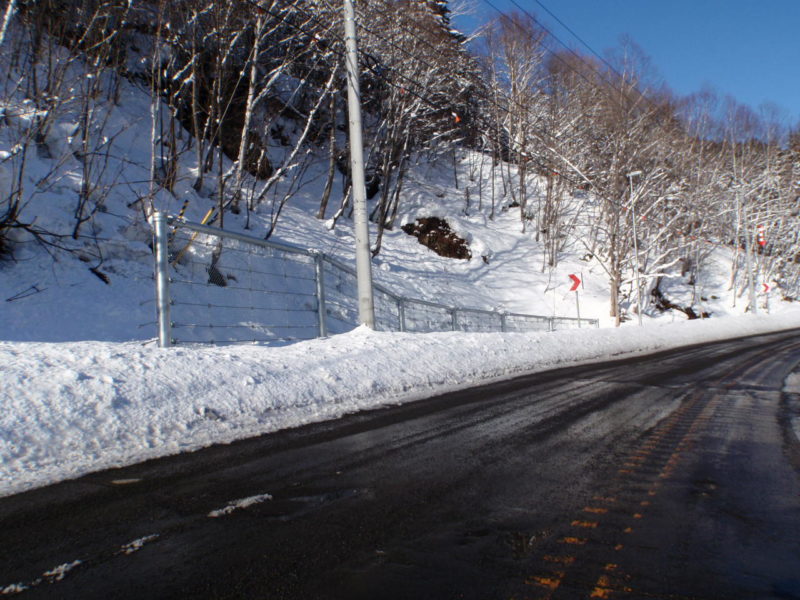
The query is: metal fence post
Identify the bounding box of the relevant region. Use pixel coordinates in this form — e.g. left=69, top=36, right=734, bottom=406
left=500, top=312, right=507, bottom=332
left=314, top=253, right=328, bottom=338
left=451, top=308, right=458, bottom=331
left=398, top=297, right=406, bottom=332
left=152, top=211, right=172, bottom=348
left=548, top=317, right=555, bottom=332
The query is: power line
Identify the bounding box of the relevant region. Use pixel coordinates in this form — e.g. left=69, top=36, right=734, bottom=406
left=532, top=0, right=691, bottom=127
left=352, top=0, right=592, bottom=181
left=364, top=0, right=582, bottom=142
left=481, top=0, right=630, bottom=113
left=498, top=0, right=666, bottom=115
left=529, top=0, right=617, bottom=74
left=355, top=0, right=635, bottom=179
left=260, top=0, right=585, bottom=184
left=213, top=0, right=587, bottom=187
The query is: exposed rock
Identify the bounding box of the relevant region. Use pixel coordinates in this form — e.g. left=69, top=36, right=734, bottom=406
left=402, top=217, right=471, bottom=260
left=651, top=278, right=710, bottom=319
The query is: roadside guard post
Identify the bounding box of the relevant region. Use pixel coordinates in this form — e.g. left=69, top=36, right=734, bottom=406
left=569, top=274, right=581, bottom=328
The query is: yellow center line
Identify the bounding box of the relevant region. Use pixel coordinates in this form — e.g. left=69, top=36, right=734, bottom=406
left=526, top=573, right=564, bottom=590
left=561, top=536, right=587, bottom=545
left=592, top=496, right=617, bottom=503
left=571, top=520, right=599, bottom=528
left=543, top=555, right=576, bottom=565
left=518, top=395, right=721, bottom=600
left=583, top=507, right=609, bottom=514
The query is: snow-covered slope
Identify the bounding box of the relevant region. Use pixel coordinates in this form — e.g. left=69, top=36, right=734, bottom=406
left=1, top=37, right=789, bottom=343
left=2, top=27, right=799, bottom=497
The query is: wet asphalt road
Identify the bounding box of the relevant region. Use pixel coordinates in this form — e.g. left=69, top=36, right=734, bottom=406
left=2, top=330, right=800, bottom=599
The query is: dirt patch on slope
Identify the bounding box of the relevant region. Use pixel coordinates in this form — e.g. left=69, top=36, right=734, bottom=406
left=402, top=217, right=471, bottom=260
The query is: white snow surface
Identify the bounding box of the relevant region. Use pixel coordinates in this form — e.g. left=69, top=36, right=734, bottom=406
left=3, top=30, right=800, bottom=499
left=208, top=494, right=273, bottom=518
left=784, top=373, right=800, bottom=395
left=3, top=314, right=800, bottom=498
left=118, top=535, right=160, bottom=555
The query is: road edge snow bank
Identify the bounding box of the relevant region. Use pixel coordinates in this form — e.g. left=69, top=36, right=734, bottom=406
left=2, top=312, right=800, bottom=497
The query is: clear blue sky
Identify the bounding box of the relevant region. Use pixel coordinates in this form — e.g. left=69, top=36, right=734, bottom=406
left=454, top=0, right=800, bottom=124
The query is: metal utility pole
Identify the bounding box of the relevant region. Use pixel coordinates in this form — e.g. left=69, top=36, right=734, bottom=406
left=152, top=212, right=172, bottom=348
left=627, top=171, right=643, bottom=326
left=342, top=0, right=375, bottom=328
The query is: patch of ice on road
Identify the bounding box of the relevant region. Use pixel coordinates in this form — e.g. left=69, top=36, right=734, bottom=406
left=118, top=534, right=160, bottom=555
left=42, top=560, right=81, bottom=582
left=208, top=493, right=273, bottom=518
left=1, top=583, right=28, bottom=595
left=1, top=558, right=84, bottom=595
left=783, top=372, right=800, bottom=394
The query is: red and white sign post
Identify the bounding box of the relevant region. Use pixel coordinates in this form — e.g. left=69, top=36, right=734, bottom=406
left=757, top=224, right=766, bottom=248
left=569, top=274, right=582, bottom=327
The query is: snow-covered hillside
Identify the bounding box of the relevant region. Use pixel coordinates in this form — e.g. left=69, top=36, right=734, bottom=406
left=1, top=72, right=789, bottom=344
left=2, top=19, right=799, bottom=498
left=1, top=17, right=792, bottom=343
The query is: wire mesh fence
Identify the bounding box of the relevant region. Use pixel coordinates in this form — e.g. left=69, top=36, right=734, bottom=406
left=454, top=308, right=503, bottom=333
left=503, top=313, right=553, bottom=333
left=319, top=257, right=360, bottom=335
left=151, top=214, right=597, bottom=346
left=161, top=218, right=321, bottom=344
left=551, top=316, right=591, bottom=331
left=400, top=298, right=455, bottom=333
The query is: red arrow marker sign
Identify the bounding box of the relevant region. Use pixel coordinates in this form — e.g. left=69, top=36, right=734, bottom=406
left=763, top=283, right=770, bottom=293
left=569, top=274, right=581, bottom=292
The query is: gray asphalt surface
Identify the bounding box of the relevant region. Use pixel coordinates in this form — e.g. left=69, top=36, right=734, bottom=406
left=1, top=329, right=800, bottom=599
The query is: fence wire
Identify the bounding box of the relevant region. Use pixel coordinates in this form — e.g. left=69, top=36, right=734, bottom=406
left=320, top=258, right=359, bottom=335
left=402, top=299, right=454, bottom=333
left=551, top=316, right=590, bottom=331
left=504, top=313, right=553, bottom=333
left=454, top=308, right=503, bottom=333
left=153, top=216, right=597, bottom=345
left=167, top=226, right=319, bottom=344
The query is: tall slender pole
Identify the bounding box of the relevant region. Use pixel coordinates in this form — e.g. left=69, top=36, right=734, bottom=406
left=152, top=212, right=172, bottom=348
left=342, top=0, right=375, bottom=328
left=0, top=0, right=18, bottom=47
left=745, top=213, right=757, bottom=315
